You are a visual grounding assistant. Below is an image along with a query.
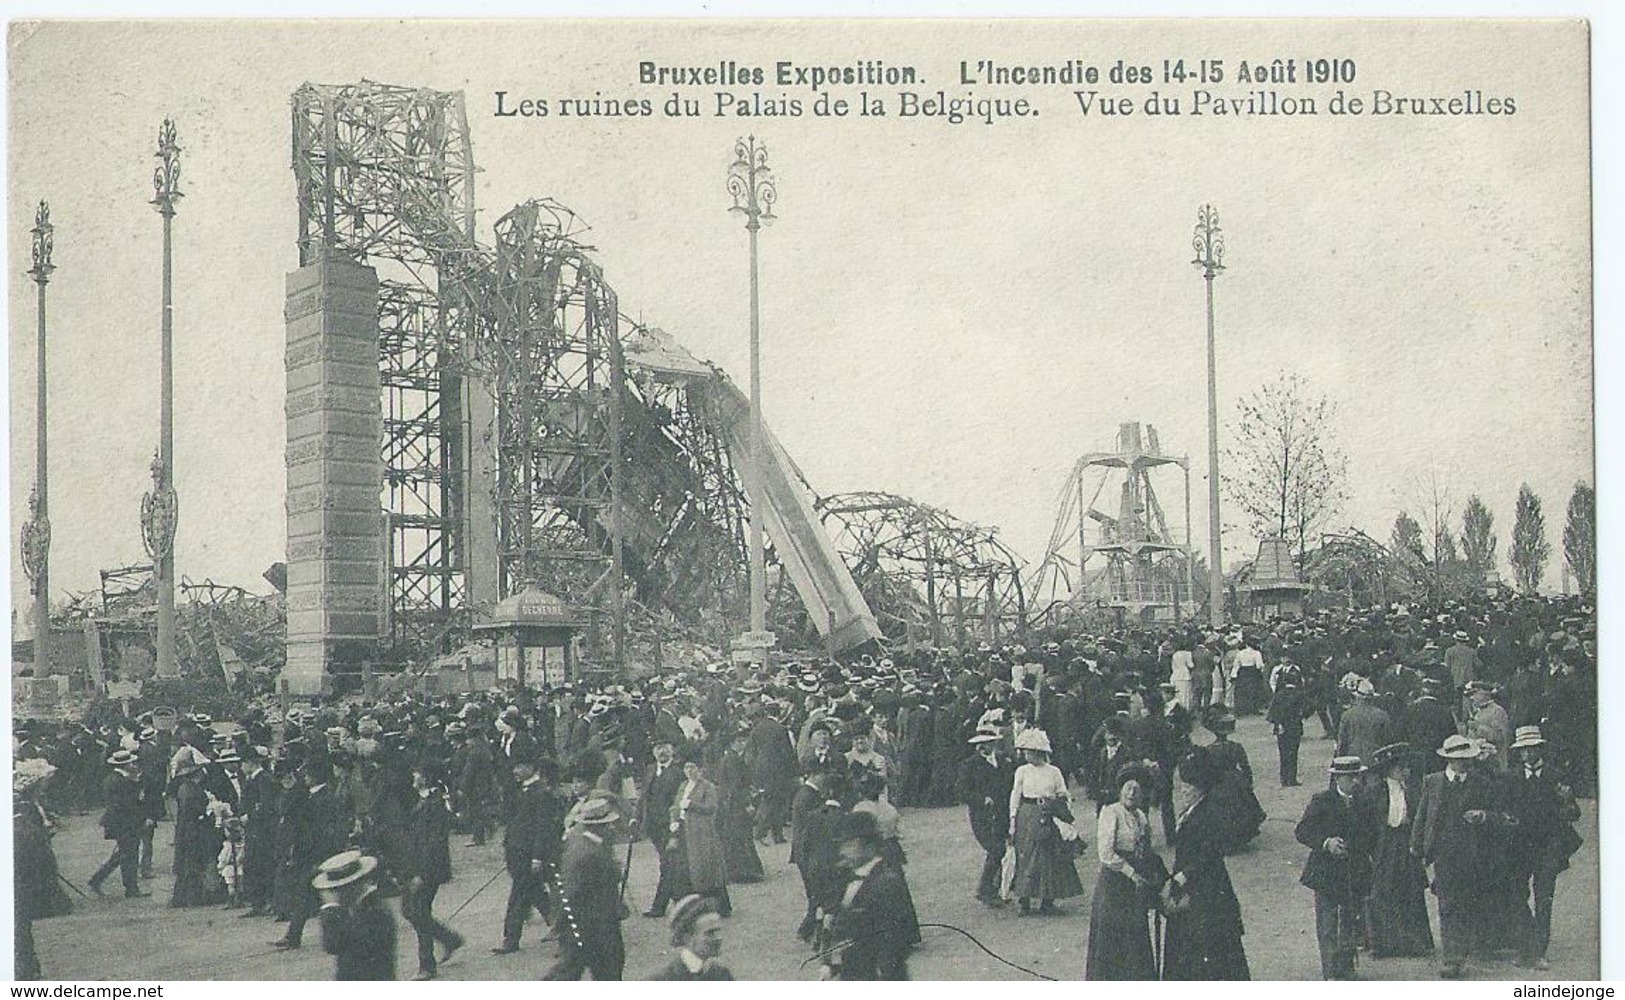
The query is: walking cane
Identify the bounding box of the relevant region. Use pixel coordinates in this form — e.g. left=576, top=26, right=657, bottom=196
left=446, top=866, right=506, bottom=920
left=617, top=835, right=635, bottom=901
left=57, top=872, right=93, bottom=902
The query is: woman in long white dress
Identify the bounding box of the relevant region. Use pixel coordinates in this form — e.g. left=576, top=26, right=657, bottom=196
left=1007, top=728, right=1084, bottom=915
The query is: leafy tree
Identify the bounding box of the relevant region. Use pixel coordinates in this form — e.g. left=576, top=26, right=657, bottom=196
left=1563, top=482, right=1596, bottom=599
left=1223, top=372, right=1350, bottom=571
left=1391, top=511, right=1426, bottom=564
left=1510, top=484, right=1551, bottom=595
left=1460, top=495, right=1498, bottom=583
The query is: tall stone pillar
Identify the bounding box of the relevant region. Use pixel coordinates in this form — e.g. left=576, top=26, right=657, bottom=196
left=283, top=254, right=383, bottom=696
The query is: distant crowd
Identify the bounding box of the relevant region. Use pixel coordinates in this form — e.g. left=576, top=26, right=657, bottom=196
left=13, top=592, right=1596, bottom=981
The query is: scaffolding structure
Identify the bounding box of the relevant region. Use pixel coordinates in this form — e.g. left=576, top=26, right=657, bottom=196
left=1029, top=422, right=1196, bottom=623
left=815, top=492, right=1026, bottom=648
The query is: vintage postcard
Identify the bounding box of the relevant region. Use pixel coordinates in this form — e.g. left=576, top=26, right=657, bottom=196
left=7, top=18, right=1599, bottom=983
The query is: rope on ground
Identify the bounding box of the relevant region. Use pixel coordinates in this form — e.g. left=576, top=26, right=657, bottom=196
left=797, top=920, right=1059, bottom=981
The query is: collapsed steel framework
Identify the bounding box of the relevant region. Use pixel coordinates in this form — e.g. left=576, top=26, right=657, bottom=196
left=288, top=79, right=1028, bottom=662
left=816, top=492, right=1026, bottom=648
left=289, top=81, right=781, bottom=659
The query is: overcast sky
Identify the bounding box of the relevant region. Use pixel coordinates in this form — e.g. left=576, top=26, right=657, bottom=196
left=7, top=19, right=1592, bottom=622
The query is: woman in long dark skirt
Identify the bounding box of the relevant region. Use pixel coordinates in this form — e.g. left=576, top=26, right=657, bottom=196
left=1362, top=744, right=1435, bottom=958
left=1007, top=729, right=1084, bottom=916
left=1162, top=749, right=1251, bottom=980
left=716, top=731, right=764, bottom=884
left=1086, top=766, right=1162, bottom=980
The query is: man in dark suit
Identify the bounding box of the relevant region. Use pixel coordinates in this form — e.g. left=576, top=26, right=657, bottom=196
left=276, top=759, right=350, bottom=948
left=401, top=762, right=464, bottom=979
left=1503, top=726, right=1582, bottom=970
left=1295, top=756, right=1377, bottom=979
left=314, top=850, right=397, bottom=981
left=237, top=746, right=277, bottom=916
left=544, top=795, right=627, bottom=980
left=1410, top=734, right=1511, bottom=979
left=790, top=772, right=843, bottom=941
left=1267, top=676, right=1313, bottom=787
left=639, top=738, right=686, bottom=917
left=494, top=757, right=565, bottom=954
left=647, top=894, right=734, bottom=980
left=823, top=811, right=913, bottom=980
left=1404, top=680, right=1459, bottom=776
left=956, top=725, right=1014, bottom=905
left=746, top=703, right=798, bottom=844
left=89, top=751, right=149, bottom=898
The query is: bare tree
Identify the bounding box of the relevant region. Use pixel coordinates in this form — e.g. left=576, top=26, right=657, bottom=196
left=1563, top=481, right=1596, bottom=599
left=1510, top=483, right=1550, bottom=595
left=1403, top=463, right=1461, bottom=599
left=1223, top=372, right=1350, bottom=571
left=1460, top=495, right=1497, bottom=584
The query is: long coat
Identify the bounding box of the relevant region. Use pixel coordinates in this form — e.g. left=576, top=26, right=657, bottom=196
left=1162, top=792, right=1250, bottom=980
left=1409, top=769, right=1507, bottom=891
left=100, top=772, right=146, bottom=842
left=956, top=751, right=1014, bottom=851
left=830, top=860, right=913, bottom=980
left=671, top=777, right=727, bottom=893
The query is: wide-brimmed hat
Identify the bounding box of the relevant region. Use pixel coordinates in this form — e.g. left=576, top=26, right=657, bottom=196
left=1510, top=725, right=1547, bottom=749
left=1464, top=680, right=1496, bottom=697
left=1453, top=631, right=1470, bottom=642
left=1436, top=734, right=1479, bottom=759
left=106, top=749, right=139, bottom=768
left=1328, top=756, right=1367, bottom=776
left=1352, top=679, right=1377, bottom=698
left=967, top=726, right=1001, bottom=745
left=1013, top=728, right=1052, bottom=754
left=310, top=850, right=378, bottom=891
left=1368, top=742, right=1413, bottom=771
left=575, top=794, right=622, bottom=826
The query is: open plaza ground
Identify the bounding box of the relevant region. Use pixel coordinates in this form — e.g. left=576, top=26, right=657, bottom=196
left=32, top=713, right=1599, bottom=982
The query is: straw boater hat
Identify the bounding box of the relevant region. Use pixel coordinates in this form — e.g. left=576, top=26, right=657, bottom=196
left=1436, top=734, right=1480, bottom=759
left=1510, top=725, right=1548, bottom=750
left=1013, top=728, right=1052, bottom=754
left=106, top=749, right=140, bottom=769
left=575, top=794, right=622, bottom=826
left=967, top=725, right=1002, bottom=745
left=1328, top=756, right=1367, bottom=776
left=310, top=850, right=379, bottom=891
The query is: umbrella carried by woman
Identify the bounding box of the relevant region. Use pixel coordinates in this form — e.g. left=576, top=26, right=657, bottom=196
left=1086, top=763, right=1167, bottom=980
left=1006, top=728, right=1084, bottom=916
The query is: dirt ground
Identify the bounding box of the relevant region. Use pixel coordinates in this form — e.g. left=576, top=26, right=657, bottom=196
left=30, top=714, right=1600, bottom=981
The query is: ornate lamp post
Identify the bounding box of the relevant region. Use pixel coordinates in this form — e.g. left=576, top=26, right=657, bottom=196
left=1192, top=204, right=1226, bottom=628
left=727, top=136, right=777, bottom=659
left=145, top=119, right=182, bottom=676
left=21, top=201, right=54, bottom=672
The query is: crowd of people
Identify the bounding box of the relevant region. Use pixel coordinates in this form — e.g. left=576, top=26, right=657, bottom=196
left=11, top=591, right=1597, bottom=981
